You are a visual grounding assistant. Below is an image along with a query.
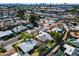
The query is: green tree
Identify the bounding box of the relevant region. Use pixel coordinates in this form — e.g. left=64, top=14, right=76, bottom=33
left=16, top=10, right=25, bottom=20
left=53, top=32, right=62, bottom=42
left=29, top=13, right=40, bottom=27
left=49, top=32, right=62, bottom=42
left=19, top=32, right=32, bottom=42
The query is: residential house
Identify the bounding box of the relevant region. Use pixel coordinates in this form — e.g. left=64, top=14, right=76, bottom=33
left=70, top=32, right=79, bottom=38
left=0, top=30, right=13, bottom=38
left=72, top=48, right=79, bottom=56
left=63, top=44, right=75, bottom=56
left=36, top=32, right=53, bottom=42
left=52, top=27, right=64, bottom=33
left=18, top=40, right=38, bottom=55
left=26, top=24, right=33, bottom=29
left=67, top=38, right=79, bottom=47
left=12, top=25, right=27, bottom=33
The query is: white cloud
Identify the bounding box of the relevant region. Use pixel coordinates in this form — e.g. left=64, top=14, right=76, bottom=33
left=0, top=0, right=79, bottom=4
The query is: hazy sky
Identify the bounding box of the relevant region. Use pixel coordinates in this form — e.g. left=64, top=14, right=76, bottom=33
left=0, top=0, right=79, bottom=4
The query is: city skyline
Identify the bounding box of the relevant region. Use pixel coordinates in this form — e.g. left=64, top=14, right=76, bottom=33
left=0, top=0, right=79, bottom=4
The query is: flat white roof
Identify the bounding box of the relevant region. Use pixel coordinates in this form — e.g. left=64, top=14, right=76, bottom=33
left=63, top=44, right=75, bottom=55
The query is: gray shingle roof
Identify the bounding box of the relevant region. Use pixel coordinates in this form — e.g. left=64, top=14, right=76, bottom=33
left=0, top=30, right=13, bottom=38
